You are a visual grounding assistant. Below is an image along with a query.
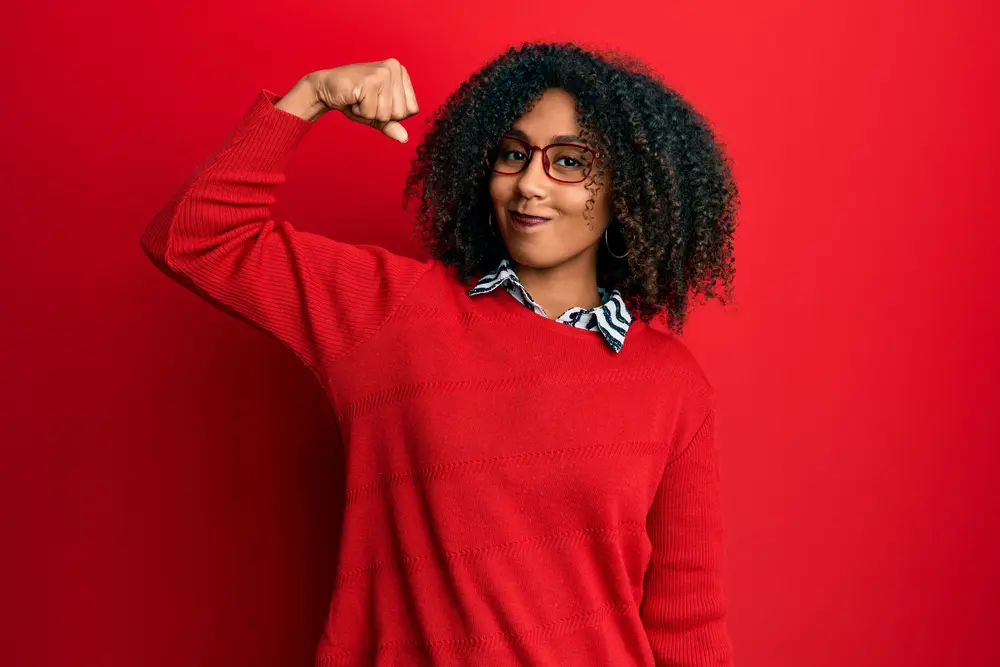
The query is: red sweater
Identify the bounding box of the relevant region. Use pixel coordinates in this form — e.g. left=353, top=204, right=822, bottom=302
left=141, top=90, right=732, bottom=667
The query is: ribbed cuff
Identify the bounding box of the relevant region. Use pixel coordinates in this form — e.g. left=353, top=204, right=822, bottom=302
left=217, top=89, right=315, bottom=173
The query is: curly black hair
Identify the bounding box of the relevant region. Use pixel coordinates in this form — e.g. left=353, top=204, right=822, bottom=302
left=403, top=42, right=738, bottom=333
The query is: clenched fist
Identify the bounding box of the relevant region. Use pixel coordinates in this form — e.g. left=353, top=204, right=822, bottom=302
left=277, top=59, right=419, bottom=143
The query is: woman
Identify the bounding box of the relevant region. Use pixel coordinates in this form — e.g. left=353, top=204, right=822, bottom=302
left=142, top=42, right=738, bottom=667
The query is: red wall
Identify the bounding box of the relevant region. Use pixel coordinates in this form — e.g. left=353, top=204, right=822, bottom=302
left=4, top=1, right=999, bottom=665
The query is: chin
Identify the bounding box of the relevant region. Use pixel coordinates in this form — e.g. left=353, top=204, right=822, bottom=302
left=500, top=229, right=595, bottom=270
left=506, top=247, right=573, bottom=270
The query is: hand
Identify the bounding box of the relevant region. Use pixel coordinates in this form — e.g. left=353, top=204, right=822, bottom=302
left=308, top=59, right=419, bottom=143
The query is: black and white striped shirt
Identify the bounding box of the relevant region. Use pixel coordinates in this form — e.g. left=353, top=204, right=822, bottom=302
left=467, top=259, right=633, bottom=353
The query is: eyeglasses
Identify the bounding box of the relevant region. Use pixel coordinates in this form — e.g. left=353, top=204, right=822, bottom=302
left=485, top=134, right=600, bottom=184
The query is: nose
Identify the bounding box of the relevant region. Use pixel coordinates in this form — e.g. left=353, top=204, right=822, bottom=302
left=515, top=150, right=549, bottom=199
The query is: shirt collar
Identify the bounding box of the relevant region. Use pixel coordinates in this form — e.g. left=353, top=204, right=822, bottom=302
left=467, top=259, right=633, bottom=353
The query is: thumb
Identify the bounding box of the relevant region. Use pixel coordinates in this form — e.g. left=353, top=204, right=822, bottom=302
left=379, top=120, right=409, bottom=144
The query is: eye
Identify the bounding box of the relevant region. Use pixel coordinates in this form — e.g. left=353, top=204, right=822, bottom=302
left=554, top=156, right=582, bottom=168
left=502, top=149, right=528, bottom=162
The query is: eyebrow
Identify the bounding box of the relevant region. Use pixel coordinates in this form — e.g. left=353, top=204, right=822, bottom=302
left=506, top=128, right=587, bottom=145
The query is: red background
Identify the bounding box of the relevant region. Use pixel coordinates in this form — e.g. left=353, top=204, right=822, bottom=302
left=4, top=1, right=999, bottom=665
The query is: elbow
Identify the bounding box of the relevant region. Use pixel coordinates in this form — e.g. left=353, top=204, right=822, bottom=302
left=139, top=213, right=172, bottom=272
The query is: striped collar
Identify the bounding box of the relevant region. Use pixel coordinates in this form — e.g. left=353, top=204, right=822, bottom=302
left=467, top=259, right=633, bottom=353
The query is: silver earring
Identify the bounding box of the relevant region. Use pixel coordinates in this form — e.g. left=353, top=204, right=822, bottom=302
left=604, top=225, right=629, bottom=259
left=489, top=213, right=496, bottom=237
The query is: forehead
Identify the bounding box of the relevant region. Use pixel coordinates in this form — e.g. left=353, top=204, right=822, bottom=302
left=510, top=88, right=581, bottom=141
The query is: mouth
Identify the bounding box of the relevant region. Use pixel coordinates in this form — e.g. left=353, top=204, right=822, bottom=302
left=509, top=211, right=551, bottom=228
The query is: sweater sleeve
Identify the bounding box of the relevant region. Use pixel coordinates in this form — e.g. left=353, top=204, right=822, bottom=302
left=640, top=408, right=733, bottom=666
left=140, top=89, right=432, bottom=374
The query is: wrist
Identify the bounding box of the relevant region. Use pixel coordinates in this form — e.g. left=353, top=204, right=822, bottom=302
left=275, top=74, right=328, bottom=122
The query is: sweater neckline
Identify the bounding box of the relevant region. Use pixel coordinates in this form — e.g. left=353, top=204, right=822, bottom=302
left=468, top=281, right=649, bottom=348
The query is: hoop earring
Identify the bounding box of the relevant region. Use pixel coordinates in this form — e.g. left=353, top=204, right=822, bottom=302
left=604, top=225, right=629, bottom=259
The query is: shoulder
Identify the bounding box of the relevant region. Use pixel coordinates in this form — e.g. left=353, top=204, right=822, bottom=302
left=350, top=246, right=461, bottom=295
left=633, top=322, right=716, bottom=407
left=408, top=256, right=475, bottom=296
left=386, top=255, right=480, bottom=316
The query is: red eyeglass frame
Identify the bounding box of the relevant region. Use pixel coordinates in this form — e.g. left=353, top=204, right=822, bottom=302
left=484, top=134, right=602, bottom=184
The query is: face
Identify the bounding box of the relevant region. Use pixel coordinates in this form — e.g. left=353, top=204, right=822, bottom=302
left=489, top=88, right=613, bottom=270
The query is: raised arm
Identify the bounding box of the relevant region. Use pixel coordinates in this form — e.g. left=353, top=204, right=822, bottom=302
left=140, top=61, right=430, bottom=374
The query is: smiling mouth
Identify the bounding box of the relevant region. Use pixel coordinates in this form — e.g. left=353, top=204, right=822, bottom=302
left=509, top=212, right=551, bottom=227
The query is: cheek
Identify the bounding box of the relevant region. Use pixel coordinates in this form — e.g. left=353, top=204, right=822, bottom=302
left=566, top=190, right=612, bottom=231
left=489, top=177, right=513, bottom=207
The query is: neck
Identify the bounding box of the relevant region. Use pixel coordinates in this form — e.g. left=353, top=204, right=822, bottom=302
left=513, top=252, right=602, bottom=320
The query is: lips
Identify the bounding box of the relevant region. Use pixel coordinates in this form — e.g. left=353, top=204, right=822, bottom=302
left=509, top=211, right=551, bottom=227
